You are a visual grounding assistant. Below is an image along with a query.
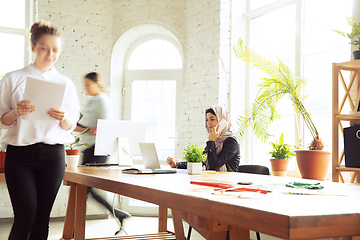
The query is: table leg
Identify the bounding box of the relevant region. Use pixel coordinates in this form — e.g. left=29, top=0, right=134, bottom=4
left=171, top=209, right=186, bottom=240
left=158, top=206, right=168, bottom=232
left=74, top=184, right=87, bottom=240
left=229, top=225, right=250, bottom=240
left=62, top=182, right=76, bottom=240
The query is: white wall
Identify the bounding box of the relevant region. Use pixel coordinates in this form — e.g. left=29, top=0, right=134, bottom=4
left=181, top=0, right=231, bottom=149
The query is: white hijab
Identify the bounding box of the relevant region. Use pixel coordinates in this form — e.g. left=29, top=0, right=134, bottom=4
left=205, top=105, right=233, bottom=171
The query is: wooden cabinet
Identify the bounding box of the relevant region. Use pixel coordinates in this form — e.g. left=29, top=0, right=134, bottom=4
left=332, top=60, right=360, bottom=183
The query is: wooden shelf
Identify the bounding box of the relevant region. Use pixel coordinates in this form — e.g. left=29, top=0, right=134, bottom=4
left=336, top=114, right=360, bottom=121
left=336, top=166, right=360, bottom=172
left=332, top=60, right=360, bottom=183
left=334, top=59, right=360, bottom=69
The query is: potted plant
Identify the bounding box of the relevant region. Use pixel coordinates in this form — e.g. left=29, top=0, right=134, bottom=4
left=268, top=133, right=295, bottom=176
left=65, top=113, right=90, bottom=168
left=234, top=38, right=330, bottom=180
left=333, top=16, right=360, bottom=60
left=183, top=144, right=205, bottom=175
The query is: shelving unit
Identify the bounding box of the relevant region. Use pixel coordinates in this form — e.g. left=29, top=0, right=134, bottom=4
left=332, top=60, right=360, bottom=183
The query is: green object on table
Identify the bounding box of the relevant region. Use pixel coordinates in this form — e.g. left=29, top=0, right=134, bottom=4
left=285, top=181, right=324, bottom=189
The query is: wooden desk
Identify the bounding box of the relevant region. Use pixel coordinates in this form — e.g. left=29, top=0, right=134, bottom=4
left=62, top=167, right=360, bottom=240
left=0, top=172, right=5, bottom=182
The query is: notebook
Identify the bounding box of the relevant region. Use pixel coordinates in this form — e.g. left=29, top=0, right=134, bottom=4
left=121, top=143, right=176, bottom=174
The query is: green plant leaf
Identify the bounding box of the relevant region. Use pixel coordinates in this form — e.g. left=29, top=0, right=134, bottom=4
left=233, top=39, right=318, bottom=145
left=183, top=144, right=205, bottom=163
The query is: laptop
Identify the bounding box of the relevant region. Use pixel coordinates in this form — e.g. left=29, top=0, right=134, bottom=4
left=121, top=143, right=176, bottom=174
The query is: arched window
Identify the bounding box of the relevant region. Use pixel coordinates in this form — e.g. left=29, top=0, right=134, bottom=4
left=124, top=37, right=183, bottom=161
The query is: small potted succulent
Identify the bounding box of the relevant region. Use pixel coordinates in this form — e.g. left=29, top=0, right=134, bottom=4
left=183, top=144, right=206, bottom=175
left=65, top=113, right=90, bottom=168
left=333, top=16, right=360, bottom=60
left=268, top=133, right=295, bottom=176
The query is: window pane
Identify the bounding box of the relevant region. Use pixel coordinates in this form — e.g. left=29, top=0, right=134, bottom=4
left=128, top=39, right=182, bottom=70
left=302, top=0, right=352, bottom=146
left=251, top=4, right=296, bottom=63
left=131, top=80, right=176, bottom=160
left=0, top=33, right=24, bottom=74
left=0, top=0, right=25, bottom=29
left=249, top=4, right=296, bottom=165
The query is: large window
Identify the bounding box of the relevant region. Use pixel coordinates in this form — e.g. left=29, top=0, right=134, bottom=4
left=244, top=0, right=352, bottom=167
left=0, top=0, right=33, bottom=75
left=124, top=38, right=183, bottom=161
left=122, top=37, right=182, bottom=215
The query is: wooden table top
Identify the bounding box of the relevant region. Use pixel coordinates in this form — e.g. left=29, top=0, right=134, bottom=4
left=64, top=167, right=360, bottom=239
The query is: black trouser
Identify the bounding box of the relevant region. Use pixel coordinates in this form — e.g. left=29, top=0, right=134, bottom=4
left=5, top=143, right=65, bottom=240
left=81, top=145, right=113, bottom=212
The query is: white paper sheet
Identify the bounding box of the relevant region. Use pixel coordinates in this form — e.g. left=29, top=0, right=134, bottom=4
left=22, top=76, right=66, bottom=121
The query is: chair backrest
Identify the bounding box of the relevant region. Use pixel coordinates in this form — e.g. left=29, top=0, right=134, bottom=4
left=238, top=165, right=270, bottom=175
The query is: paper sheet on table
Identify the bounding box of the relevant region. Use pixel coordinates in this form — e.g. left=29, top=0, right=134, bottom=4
left=22, top=76, right=66, bottom=121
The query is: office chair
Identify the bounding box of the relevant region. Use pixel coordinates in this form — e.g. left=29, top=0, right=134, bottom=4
left=186, top=165, right=270, bottom=240
left=238, top=164, right=270, bottom=240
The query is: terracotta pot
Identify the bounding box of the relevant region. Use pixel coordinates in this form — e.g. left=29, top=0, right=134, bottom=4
left=65, top=149, right=80, bottom=155
left=0, top=151, right=5, bottom=173
left=294, top=150, right=331, bottom=181
left=270, top=158, right=289, bottom=176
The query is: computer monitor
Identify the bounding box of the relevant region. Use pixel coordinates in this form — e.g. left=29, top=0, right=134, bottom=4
left=94, top=120, right=146, bottom=165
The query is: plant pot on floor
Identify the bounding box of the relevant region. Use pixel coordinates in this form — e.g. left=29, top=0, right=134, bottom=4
left=65, top=149, right=80, bottom=169
left=270, top=158, right=289, bottom=176
left=353, top=50, right=360, bottom=60
left=187, top=162, right=202, bottom=175
left=0, top=151, right=5, bottom=173
left=294, top=150, right=331, bottom=181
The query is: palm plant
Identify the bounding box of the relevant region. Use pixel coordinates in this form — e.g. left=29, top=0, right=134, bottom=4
left=233, top=38, right=324, bottom=150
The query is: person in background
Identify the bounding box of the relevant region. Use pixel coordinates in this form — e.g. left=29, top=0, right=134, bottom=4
left=167, top=105, right=240, bottom=172
left=74, top=72, right=131, bottom=228
left=0, top=21, right=80, bottom=240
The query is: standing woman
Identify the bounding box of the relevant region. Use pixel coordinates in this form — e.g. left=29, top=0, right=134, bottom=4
left=0, top=21, right=80, bottom=240
left=74, top=72, right=131, bottom=227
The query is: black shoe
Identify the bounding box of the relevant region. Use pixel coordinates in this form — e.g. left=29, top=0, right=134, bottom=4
left=114, top=208, right=131, bottom=225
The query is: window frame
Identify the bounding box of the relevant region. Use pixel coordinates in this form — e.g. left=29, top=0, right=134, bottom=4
left=241, top=0, right=353, bottom=172
left=0, top=0, right=35, bottom=69
left=123, top=36, right=183, bottom=159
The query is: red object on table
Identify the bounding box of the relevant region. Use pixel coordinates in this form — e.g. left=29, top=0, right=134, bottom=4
left=190, top=181, right=269, bottom=194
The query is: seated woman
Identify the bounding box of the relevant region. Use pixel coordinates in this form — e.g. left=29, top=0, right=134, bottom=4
left=167, top=105, right=240, bottom=172
left=167, top=105, right=240, bottom=239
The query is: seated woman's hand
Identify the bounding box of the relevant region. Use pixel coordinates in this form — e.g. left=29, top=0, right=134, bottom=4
left=166, top=157, right=177, bottom=168
left=208, top=125, right=221, bottom=141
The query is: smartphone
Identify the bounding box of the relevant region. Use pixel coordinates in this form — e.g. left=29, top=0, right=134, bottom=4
left=215, top=119, right=228, bottom=132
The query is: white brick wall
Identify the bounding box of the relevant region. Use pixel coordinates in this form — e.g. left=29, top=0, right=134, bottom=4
left=181, top=0, right=230, bottom=150
left=36, top=0, right=114, bottom=106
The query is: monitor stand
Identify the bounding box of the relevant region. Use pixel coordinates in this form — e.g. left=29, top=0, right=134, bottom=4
left=117, top=137, right=133, bottom=167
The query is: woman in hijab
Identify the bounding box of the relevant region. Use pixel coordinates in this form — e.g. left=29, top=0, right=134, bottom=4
left=167, top=105, right=240, bottom=172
